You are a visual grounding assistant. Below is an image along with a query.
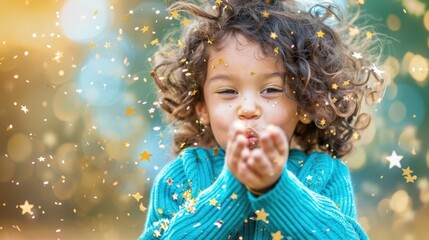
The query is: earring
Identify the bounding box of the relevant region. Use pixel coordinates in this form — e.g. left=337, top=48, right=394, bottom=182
left=297, top=112, right=311, bottom=124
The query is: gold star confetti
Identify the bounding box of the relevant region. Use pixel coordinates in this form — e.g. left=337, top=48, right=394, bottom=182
left=191, top=89, right=198, bottom=96
left=124, top=107, right=135, bottom=116
left=170, top=11, right=180, bottom=19
left=157, top=208, right=164, bottom=214
left=178, top=40, right=185, bottom=49
left=331, top=83, right=339, bottom=90
left=139, top=203, right=147, bottom=212
left=386, top=150, right=403, bottom=169
left=273, top=47, right=279, bottom=55
left=19, top=200, right=34, bottom=215
left=262, top=10, right=270, bottom=18
left=270, top=32, right=278, bottom=39
left=231, top=193, right=238, bottom=200
left=405, top=174, right=417, bottom=183
left=342, top=80, right=350, bottom=86
left=141, top=26, right=149, bottom=33
left=353, top=131, right=359, bottom=140
left=317, top=30, right=325, bottom=38
left=366, top=31, right=373, bottom=39
left=150, top=38, right=159, bottom=45
left=320, top=118, right=326, bottom=126
left=218, top=58, right=224, bottom=65
left=90, top=41, right=96, bottom=49
left=209, top=198, right=218, bottom=206
left=402, top=166, right=413, bottom=176
left=272, top=231, right=284, bottom=240
left=207, top=37, right=213, bottom=44
left=139, top=150, right=153, bottom=161
left=255, top=208, right=269, bottom=223
left=132, top=192, right=143, bottom=202
left=215, top=0, right=222, bottom=5
left=181, top=17, right=191, bottom=26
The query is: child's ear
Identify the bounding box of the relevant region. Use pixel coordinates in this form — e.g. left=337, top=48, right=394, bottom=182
left=195, top=102, right=210, bottom=125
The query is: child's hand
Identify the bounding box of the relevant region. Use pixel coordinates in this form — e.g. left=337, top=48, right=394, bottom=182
left=225, top=122, right=289, bottom=195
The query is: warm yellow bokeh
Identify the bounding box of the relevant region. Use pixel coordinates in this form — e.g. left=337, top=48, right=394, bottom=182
left=387, top=14, right=401, bottom=31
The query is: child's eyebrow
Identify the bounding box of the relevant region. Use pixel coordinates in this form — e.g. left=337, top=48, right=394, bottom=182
left=207, top=72, right=284, bottom=83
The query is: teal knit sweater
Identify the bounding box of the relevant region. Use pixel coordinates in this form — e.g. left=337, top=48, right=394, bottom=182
left=139, top=147, right=368, bottom=239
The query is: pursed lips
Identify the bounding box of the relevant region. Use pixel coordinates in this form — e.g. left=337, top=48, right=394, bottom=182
left=244, top=127, right=259, bottom=149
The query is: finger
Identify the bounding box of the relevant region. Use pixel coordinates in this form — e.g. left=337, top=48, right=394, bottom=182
left=247, top=148, right=273, bottom=178
left=260, top=130, right=279, bottom=163
left=226, top=134, right=247, bottom=171
left=237, top=158, right=260, bottom=187
left=266, top=124, right=289, bottom=157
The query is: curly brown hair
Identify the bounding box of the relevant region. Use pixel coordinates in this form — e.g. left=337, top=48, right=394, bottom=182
left=151, top=0, right=385, bottom=158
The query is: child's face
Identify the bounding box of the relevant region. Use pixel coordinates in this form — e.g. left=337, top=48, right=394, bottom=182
left=196, top=34, right=299, bottom=150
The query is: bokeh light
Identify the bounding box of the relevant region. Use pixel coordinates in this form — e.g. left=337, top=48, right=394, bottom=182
left=387, top=14, right=401, bottom=31
left=60, top=0, right=111, bottom=42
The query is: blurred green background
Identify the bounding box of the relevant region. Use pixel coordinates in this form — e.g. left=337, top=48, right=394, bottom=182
left=0, top=0, right=428, bottom=239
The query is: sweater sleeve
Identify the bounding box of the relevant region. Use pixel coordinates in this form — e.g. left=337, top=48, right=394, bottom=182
left=247, top=153, right=368, bottom=239
left=139, top=158, right=251, bottom=239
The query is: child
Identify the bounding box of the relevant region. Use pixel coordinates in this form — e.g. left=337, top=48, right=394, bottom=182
left=140, top=0, right=384, bottom=239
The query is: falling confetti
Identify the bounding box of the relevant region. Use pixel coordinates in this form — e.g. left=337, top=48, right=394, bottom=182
left=132, top=192, right=143, bottom=202
left=124, top=107, right=135, bottom=116
left=19, top=200, right=34, bottom=215
left=255, top=208, right=269, bottom=223
left=139, top=150, right=153, bottom=161
left=386, top=150, right=403, bottom=169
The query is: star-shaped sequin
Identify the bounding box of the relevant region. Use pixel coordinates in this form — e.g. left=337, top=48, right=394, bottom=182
left=19, top=200, right=34, bottom=215
left=132, top=192, right=143, bottom=202
left=317, top=30, right=325, bottom=38
left=255, top=208, right=269, bottom=223
left=386, top=150, right=403, bottom=169
left=402, top=166, right=413, bottom=176
left=124, top=107, right=135, bottom=116
left=139, top=150, right=153, bottom=161
left=21, top=105, right=29, bottom=114
left=405, top=174, right=417, bottom=183
left=209, top=199, right=218, bottom=206
left=139, top=203, right=147, bottom=212
left=272, top=231, right=284, bottom=240
left=262, top=10, right=270, bottom=18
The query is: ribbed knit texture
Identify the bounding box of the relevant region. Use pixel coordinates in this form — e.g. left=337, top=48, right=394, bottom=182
left=138, top=147, right=368, bottom=239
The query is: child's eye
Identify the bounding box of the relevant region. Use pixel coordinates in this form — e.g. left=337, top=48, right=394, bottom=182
left=261, top=87, right=283, bottom=94
left=217, top=89, right=238, bottom=95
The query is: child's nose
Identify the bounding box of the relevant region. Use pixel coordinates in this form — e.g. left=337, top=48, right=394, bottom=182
left=237, top=98, right=261, bottom=120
